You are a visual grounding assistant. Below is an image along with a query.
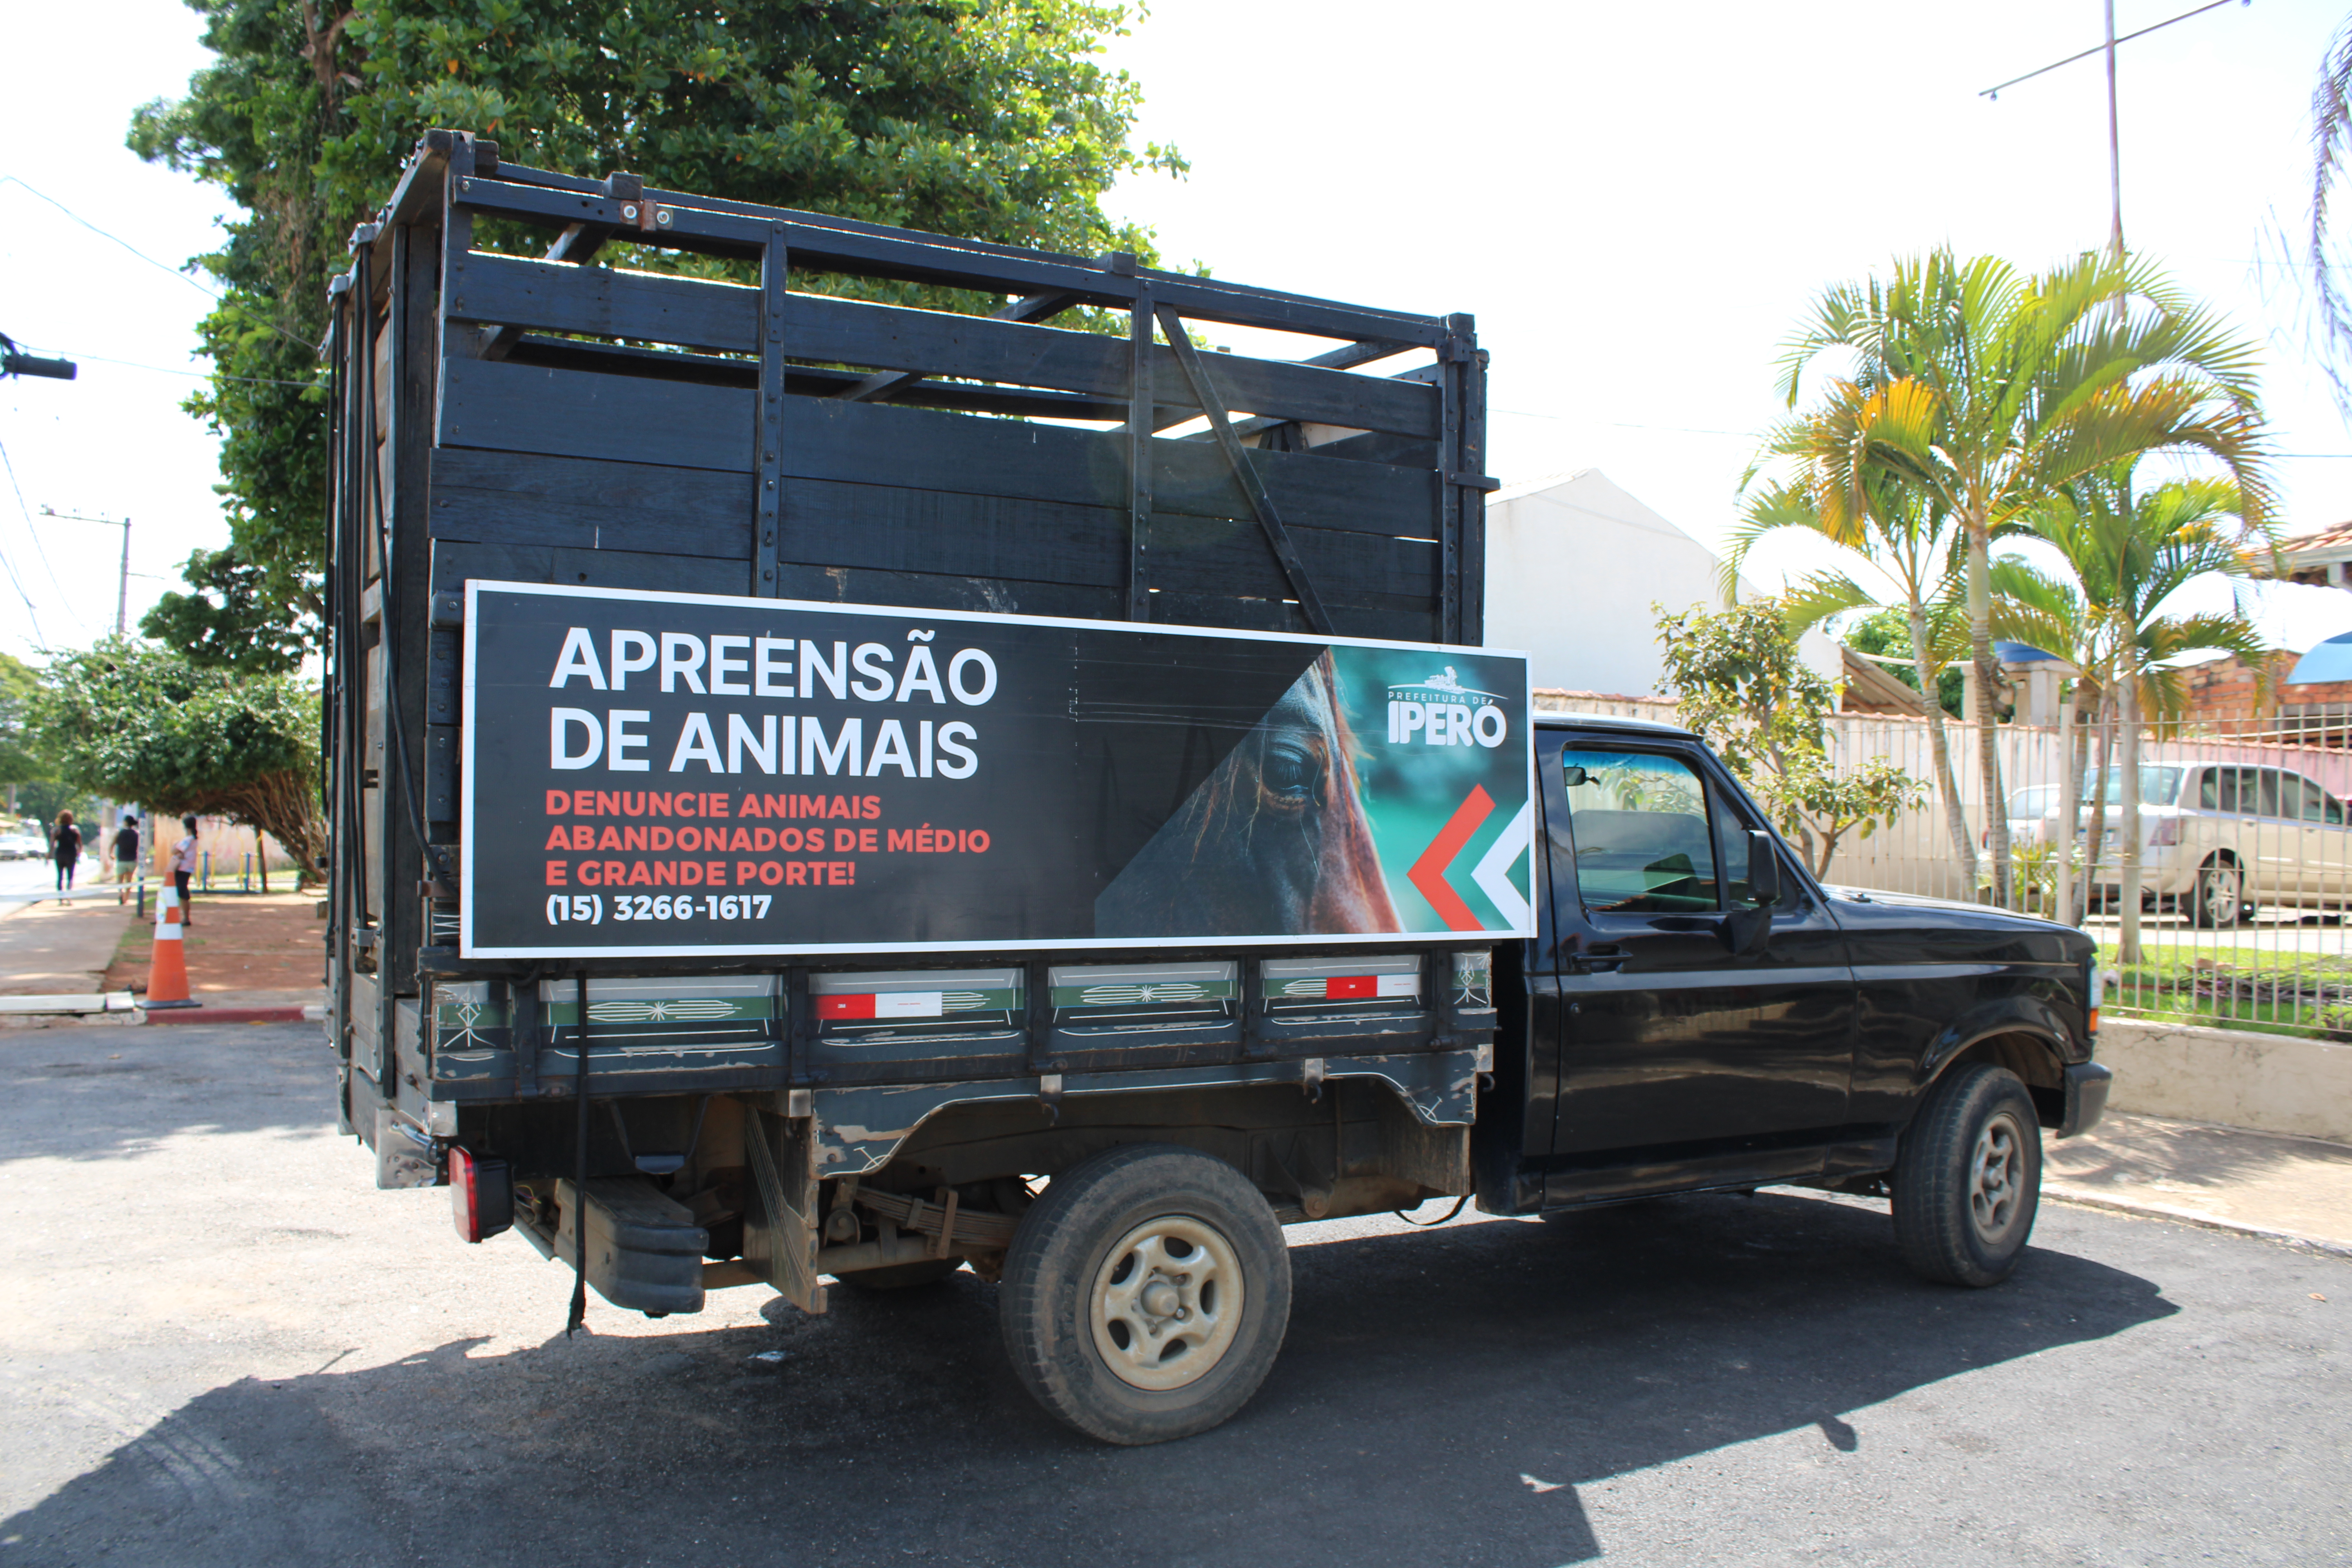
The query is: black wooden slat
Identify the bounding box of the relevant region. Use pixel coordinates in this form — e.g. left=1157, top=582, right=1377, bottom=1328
left=452, top=249, right=752, bottom=353
left=428, top=447, right=750, bottom=559
left=446, top=252, right=1437, bottom=437
left=778, top=479, right=1434, bottom=606
left=423, top=451, right=1433, bottom=613
left=439, top=354, right=749, bottom=471
left=430, top=539, right=751, bottom=598
left=771, top=563, right=1120, bottom=623
left=452, top=177, right=1447, bottom=345
left=1143, top=591, right=1440, bottom=644
left=438, top=359, right=1441, bottom=539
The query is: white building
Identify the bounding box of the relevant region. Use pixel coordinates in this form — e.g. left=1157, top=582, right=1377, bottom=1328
left=1483, top=468, right=1792, bottom=698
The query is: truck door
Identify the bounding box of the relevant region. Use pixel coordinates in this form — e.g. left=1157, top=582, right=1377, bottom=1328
left=1541, top=736, right=1857, bottom=1189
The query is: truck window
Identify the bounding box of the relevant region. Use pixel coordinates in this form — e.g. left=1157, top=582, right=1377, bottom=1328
left=1560, top=749, right=1719, bottom=913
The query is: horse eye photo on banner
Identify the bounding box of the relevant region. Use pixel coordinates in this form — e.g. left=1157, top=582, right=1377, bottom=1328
left=1094, top=646, right=1533, bottom=941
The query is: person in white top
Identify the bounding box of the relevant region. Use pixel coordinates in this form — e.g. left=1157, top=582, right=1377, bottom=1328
left=172, top=815, right=200, bottom=926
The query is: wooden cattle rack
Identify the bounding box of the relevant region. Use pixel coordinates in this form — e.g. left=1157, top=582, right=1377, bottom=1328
left=323, top=128, right=1489, bottom=1078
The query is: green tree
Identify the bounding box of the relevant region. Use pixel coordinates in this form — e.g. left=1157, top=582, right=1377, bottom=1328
left=1726, top=439, right=1976, bottom=885
left=0, top=652, right=54, bottom=803
left=1653, top=599, right=1926, bottom=877
left=130, top=0, right=1189, bottom=648
left=1992, top=470, right=2273, bottom=955
left=1844, top=608, right=1964, bottom=717
left=28, top=637, right=323, bottom=885
left=140, top=546, right=310, bottom=674
left=1768, top=249, right=2270, bottom=908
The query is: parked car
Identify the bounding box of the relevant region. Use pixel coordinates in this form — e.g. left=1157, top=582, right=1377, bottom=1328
left=0, top=832, right=46, bottom=861
left=2011, top=764, right=2352, bottom=928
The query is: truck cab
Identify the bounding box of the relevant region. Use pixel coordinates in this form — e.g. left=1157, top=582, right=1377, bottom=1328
left=1488, top=712, right=2107, bottom=1230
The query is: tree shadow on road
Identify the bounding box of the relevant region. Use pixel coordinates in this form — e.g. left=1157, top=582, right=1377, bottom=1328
left=0, top=1190, right=2177, bottom=1568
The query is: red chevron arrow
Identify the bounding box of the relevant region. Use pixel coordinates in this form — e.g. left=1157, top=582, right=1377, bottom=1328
left=1408, top=785, right=1495, bottom=931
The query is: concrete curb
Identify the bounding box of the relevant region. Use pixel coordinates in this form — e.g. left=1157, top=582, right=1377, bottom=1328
left=141, top=1005, right=323, bottom=1026
left=2046, top=1182, right=2352, bottom=1261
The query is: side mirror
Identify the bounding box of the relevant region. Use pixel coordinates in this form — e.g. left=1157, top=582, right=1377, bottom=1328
left=1562, top=765, right=1588, bottom=787
left=1747, top=829, right=1782, bottom=906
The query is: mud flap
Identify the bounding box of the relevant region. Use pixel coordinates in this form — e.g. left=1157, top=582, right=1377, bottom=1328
left=744, top=1109, right=828, bottom=1315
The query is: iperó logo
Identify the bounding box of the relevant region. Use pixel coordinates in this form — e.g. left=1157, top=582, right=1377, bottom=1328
left=1387, top=666, right=1508, bottom=749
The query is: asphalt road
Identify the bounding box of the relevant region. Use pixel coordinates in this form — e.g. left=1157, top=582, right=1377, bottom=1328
left=1, top=1022, right=2346, bottom=1568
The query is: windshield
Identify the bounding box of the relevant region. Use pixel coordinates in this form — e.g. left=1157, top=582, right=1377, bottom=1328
left=2007, top=785, right=2060, bottom=819
left=2078, top=767, right=2185, bottom=807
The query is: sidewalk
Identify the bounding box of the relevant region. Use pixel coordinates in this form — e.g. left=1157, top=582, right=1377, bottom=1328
left=0, top=896, right=136, bottom=997
left=2047, top=1110, right=2352, bottom=1257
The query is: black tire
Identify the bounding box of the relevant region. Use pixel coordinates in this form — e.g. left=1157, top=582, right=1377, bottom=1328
left=998, top=1143, right=1290, bottom=1445
left=830, top=1257, right=964, bottom=1291
left=2191, top=855, right=2246, bottom=930
left=1893, top=1063, right=2042, bottom=1287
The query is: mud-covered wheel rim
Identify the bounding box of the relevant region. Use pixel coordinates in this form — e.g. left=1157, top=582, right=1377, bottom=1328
left=2202, top=863, right=2242, bottom=927
left=1967, top=1111, right=2027, bottom=1245
left=1089, top=1216, right=1245, bottom=1392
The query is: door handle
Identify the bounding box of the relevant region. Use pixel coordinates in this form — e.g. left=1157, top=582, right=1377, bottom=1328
left=1570, top=944, right=1628, bottom=973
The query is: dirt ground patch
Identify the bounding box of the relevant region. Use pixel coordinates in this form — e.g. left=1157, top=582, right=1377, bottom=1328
left=105, top=890, right=327, bottom=1007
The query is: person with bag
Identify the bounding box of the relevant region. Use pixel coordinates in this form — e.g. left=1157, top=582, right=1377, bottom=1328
left=50, top=810, right=81, bottom=892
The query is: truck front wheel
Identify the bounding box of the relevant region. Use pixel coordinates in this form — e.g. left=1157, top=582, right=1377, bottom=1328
left=1892, top=1063, right=2042, bottom=1287
left=998, top=1143, right=1291, bottom=1445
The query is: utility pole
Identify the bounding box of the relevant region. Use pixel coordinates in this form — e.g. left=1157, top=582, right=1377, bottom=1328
left=35, top=508, right=131, bottom=635
left=1980, top=0, right=2249, bottom=259
left=2105, top=0, right=2125, bottom=260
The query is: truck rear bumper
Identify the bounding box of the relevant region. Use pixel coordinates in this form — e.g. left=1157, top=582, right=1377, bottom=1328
left=2059, top=1060, right=2114, bottom=1138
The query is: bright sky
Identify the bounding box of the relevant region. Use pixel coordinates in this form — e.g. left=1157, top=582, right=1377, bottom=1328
left=1, top=0, right=2348, bottom=669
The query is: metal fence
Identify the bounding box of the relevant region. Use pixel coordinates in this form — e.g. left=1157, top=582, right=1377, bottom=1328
left=1537, top=691, right=2352, bottom=1038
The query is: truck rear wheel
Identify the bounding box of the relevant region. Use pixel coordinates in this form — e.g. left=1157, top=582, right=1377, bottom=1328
left=997, top=1143, right=1290, bottom=1445
left=1892, top=1063, right=2042, bottom=1287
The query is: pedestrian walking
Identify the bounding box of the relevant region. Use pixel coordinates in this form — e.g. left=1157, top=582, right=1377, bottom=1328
left=172, top=815, right=200, bottom=927
left=112, top=814, right=141, bottom=905
left=51, top=810, right=81, bottom=892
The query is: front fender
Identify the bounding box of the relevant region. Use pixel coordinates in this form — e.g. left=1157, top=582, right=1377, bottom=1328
left=1916, top=994, right=2078, bottom=1089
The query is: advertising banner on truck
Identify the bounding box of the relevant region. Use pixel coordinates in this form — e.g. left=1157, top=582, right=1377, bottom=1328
left=461, top=581, right=1534, bottom=958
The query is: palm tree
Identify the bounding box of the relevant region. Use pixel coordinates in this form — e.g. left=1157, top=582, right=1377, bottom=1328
left=1768, top=249, right=2271, bottom=907
left=1992, top=471, right=2274, bottom=958
left=2302, top=14, right=2352, bottom=416
left=1727, top=409, right=1978, bottom=886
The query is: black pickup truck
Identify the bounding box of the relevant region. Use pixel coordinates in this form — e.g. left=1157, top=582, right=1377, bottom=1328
left=328, top=134, right=2108, bottom=1448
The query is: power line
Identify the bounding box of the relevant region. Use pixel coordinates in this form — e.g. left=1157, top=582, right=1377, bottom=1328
left=0, top=176, right=223, bottom=301
left=0, top=176, right=321, bottom=352
left=11, top=345, right=315, bottom=390
left=0, top=436, right=79, bottom=636
left=0, top=437, right=49, bottom=648
left=1977, top=0, right=2245, bottom=100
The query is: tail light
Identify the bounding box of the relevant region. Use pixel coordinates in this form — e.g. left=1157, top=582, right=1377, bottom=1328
left=2087, top=968, right=2103, bottom=1038
left=2149, top=818, right=2180, bottom=847
left=450, top=1145, right=514, bottom=1243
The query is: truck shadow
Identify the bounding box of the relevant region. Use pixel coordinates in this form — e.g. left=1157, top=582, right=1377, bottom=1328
left=0, top=1023, right=331, bottom=1165
left=0, top=1191, right=2177, bottom=1568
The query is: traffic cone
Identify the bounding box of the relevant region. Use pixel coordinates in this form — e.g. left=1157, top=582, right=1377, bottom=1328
left=140, top=886, right=201, bottom=1011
